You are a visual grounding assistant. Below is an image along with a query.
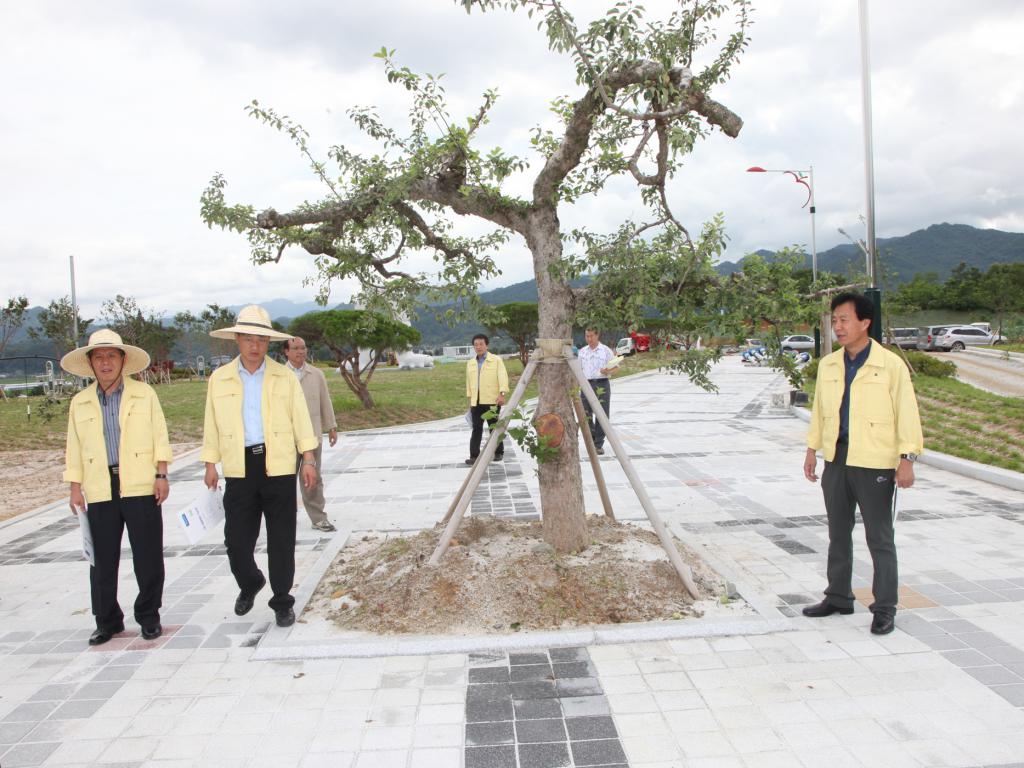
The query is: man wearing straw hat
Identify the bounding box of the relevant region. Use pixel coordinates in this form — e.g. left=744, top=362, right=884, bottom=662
left=62, top=329, right=172, bottom=646
left=202, top=305, right=318, bottom=627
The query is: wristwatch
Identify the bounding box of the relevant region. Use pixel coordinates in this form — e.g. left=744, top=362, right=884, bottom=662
left=900, top=453, right=918, bottom=463
left=155, top=473, right=168, bottom=479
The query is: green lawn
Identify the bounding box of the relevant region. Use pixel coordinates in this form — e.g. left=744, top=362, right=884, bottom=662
left=0, top=350, right=676, bottom=452
left=804, top=375, right=1024, bottom=473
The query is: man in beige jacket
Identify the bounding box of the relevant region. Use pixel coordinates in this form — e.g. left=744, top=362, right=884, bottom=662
left=284, top=336, right=339, bottom=532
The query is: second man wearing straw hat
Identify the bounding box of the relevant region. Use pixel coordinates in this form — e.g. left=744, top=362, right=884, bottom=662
left=202, top=305, right=319, bottom=627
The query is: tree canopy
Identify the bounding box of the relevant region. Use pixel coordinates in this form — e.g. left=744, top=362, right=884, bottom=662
left=482, top=302, right=538, bottom=364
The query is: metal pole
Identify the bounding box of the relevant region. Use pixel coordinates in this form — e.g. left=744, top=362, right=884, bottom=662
left=859, top=0, right=879, bottom=289
left=429, top=358, right=539, bottom=566
left=809, top=165, right=817, bottom=284
left=570, top=393, right=615, bottom=521
left=567, top=357, right=700, bottom=599
left=69, top=255, right=79, bottom=347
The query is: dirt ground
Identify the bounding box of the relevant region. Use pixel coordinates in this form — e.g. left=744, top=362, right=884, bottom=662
left=0, top=443, right=199, bottom=522
left=306, top=515, right=731, bottom=635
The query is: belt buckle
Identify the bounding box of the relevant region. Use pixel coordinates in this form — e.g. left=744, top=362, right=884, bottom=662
left=251, top=444, right=264, bottom=455
left=110, top=465, right=119, bottom=474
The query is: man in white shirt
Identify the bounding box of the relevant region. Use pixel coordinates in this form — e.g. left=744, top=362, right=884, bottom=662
left=284, top=336, right=339, bottom=533
left=578, top=328, right=619, bottom=454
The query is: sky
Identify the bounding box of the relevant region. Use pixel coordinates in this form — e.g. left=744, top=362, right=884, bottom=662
left=2, top=0, right=1022, bottom=317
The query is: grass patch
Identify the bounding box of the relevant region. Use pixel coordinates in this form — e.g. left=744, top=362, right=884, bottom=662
left=804, top=375, right=1024, bottom=473
left=0, top=350, right=675, bottom=453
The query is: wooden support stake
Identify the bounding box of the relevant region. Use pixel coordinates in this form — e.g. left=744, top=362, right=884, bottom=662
left=567, top=356, right=701, bottom=599
left=571, top=393, right=615, bottom=521
left=429, top=358, right=539, bottom=566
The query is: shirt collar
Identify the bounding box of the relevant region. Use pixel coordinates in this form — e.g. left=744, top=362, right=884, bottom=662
left=476, top=353, right=487, bottom=362
left=238, top=359, right=267, bottom=378
left=286, top=360, right=304, bottom=372
left=844, top=339, right=872, bottom=367
left=96, top=379, right=124, bottom=404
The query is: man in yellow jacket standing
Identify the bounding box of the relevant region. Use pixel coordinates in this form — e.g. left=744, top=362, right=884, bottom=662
left=202, top=306, right=318, bottom=627
left=804, top=292, right=924, bottom=635
left=62, top=330, right=172, bottom=646
left=465, top=333, right=510, bottom=465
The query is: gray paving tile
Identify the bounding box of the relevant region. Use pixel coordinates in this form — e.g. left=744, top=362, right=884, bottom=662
left=3, top=702, right=59, bottom=722
left=465, top=745, right=516, bottom=768
left=963, top=666, right=1023, bottom=686
left=71, top=681, right=124, bottom=699
left=548, top=647, right=588, bottom=663
left=559, top=696, right=610, bottom=717
left=991, top=685, right=1024, bottom=707
left=27, top=684, right=76, bottom=702
left=517, top=741, right=571, bottom=768
left=515, top=718, right=567, bottom=743
left=551, top=661, right=593, bottom=679
left=511, top=681, right=558, bottom=700
left=982, top=645, right=1024, bottom=665
left=467, top=699, right=514, bottom=723
left=513, top=699, right=562, bottom=721
left=48, top=699, right=105, bottom=719
left=469, top=667, right=510, bottom=684
left=565, top=716, right=618, bottom=741
left=466, top=721, right=514, bottom=746
left=510, top=664, right=553, bottom=683
left=919, top=633, right=968, bottom=651
left=961, top=631, right=1010, bottom=649
left=509, top=653, right=549, bottom=666
left=555, top=678, right=603, bottom=697
left=467, top=683, right=512, bottom=703
left=931, top=619, right=979, bottom=634
left=941, top=649, right=993, bottom=667
left=0, top=721, right=35, bottom=744
left=571, top=738, right=629, bottom=766
left=91, top=665, right=136, bottom=682
left=0, top=740, right=59, bottom=767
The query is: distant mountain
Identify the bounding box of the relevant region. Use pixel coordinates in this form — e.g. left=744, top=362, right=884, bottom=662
left=714, top=223, right=1024, bottom=281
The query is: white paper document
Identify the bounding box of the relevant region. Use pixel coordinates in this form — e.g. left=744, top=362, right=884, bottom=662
left=178, top=488, right=226, bottom=545
left=77, top=510, right=95, bottom=567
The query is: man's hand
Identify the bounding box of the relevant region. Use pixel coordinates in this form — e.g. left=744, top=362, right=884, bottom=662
left=154, top=478, right=170, bottom=506
left=803, top=448, right=819, bottom=483
left=896, top=459, right=915, bottom=489
left=301, top=463, right=317, bottom=490
left=599, top=367, right=608, bottom=375
left=204, top=463, right=219, bottom=490
left=70, top=484, right=86, bottom=516
left=328, top=429, right=338, bottom=447
left=496, top=393, right=506, bottom=406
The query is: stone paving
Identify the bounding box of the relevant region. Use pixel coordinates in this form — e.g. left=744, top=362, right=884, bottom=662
left=2, top=357, right=1024, bottom=767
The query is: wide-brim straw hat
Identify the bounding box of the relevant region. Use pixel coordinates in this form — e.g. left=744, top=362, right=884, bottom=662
left=60, top=329, right=151, bottom=378
left=209, top=304, right=292, bottom=341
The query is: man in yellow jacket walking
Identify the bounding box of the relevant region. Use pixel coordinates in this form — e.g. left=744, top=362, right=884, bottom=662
left=465, top=333, right=510, bottom=464
left=803, top=292, right=924, bottom=635
left=202, top=306, right=318, bottom=627
left=62, top=330, right=172, bottom=646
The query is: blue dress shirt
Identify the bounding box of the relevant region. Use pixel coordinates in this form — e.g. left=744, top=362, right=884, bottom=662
left=838, top=340, right=872, bottom=442
left=238, top=359, right=266, bottom=447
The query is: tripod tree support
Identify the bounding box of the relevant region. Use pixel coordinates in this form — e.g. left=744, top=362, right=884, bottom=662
left=571, top=393, right=616, bottom=521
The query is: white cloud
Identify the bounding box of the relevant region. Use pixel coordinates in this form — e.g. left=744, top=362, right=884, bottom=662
left=1, top=0, right=1021, bottom=316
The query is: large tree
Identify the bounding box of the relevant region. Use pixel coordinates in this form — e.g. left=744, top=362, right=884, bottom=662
left=483, top=302, right=538, bottom=365
left=100, top=295, right=180, bottom=366
left=29, top=297, right=91, bottom=358
left=0, top=296, right=29, bottom=359
left=202, top=0, right=749, bottom=552
left=289, top=309, right=420, bottom=408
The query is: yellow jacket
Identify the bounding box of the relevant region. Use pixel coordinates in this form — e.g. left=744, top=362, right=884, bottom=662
left=63, top=377, right=173, bottom=503
left=466, top=352, right=510, bottom=405
left=201, top=356, right=318, bottom=478
left=807, top=342, right=924, bottom=469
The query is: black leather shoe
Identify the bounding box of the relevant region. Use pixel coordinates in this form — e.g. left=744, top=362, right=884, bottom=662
left=140, top=624, right=162, bottom=641
left=88, top=623, right=125, bottom=646
left=871, top=613, right=895, bottom=635
left=275, top=608, right=296, bottom=627
left=234, top=574, right=267, bottom=616
left=801, top=600, right=854, bottom=618
left=465, top=458, right=476, bottom=465
left=492, top=454, right=504, bottom=462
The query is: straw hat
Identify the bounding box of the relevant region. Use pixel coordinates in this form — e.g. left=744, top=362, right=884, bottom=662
left=60, top=329, right=151, bottom=378
left=209, top=304, right=292, bottom=341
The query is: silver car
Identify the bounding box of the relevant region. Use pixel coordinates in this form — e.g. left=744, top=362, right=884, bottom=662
left=932, top=325, right=1004, bottom=351
left=917, top=326, right=950, bottom=351
left=780, top=334, right=815, bottom=352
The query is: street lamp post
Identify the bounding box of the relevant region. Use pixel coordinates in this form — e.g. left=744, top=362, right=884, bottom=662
left=747, top=165, right=821, bottom=356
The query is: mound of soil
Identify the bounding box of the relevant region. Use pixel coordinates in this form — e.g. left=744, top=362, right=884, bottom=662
left=306, top=515, right=729, bottom=635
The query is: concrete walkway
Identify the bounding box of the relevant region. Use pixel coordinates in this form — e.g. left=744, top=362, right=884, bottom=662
left=2, top=357, right=1024, bottom=767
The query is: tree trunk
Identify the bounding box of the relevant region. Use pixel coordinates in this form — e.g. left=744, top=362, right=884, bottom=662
left=337, top=354, right=376, bottom=409
left=526, top=206, right=589, bottom=553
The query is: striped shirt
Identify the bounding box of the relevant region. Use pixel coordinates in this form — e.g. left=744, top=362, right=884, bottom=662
left=98, top=381, right=123, bottom=466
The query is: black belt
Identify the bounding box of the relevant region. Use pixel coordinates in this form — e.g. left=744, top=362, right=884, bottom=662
left=108, top=465, right=119, bottom=475
left=245, top=444, right=265, bottom=455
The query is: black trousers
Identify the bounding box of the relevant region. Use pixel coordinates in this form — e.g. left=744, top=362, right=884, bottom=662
left=86, top=469, right=164, bottom=630
left=223, top=447, right=297, bottom=610
left=581, top=378, right=611, bottom=448
left=469, top=403, right=503, bottom=460
left=821, top=442, right=899, bottom=616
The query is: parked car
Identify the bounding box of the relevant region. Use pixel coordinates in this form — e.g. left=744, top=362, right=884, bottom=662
left=970, top=322, right=991, bottom=333
left=916, top=326, right=950, bottom=351
left=885, top=328, right=919, bottom=349
left=932, top=325, right=1005, bottom=351
left=744, top=338, right=763, bottom=348
left=780, top=334, right=815, bottom=352
left=615, top=337, right=635, bottom=356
